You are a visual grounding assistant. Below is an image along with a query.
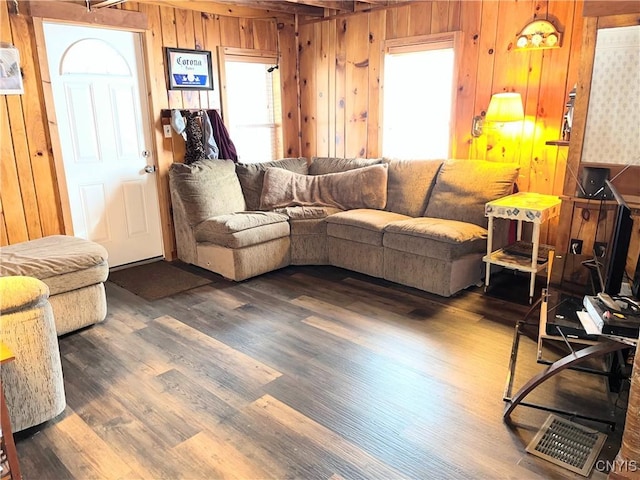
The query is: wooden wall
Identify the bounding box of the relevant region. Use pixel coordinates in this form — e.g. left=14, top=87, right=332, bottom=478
left=0, top=1, right=62, bottom=246
left=296, top=0, right=585, bottom=244
left=0, top=0, right=293, bottom=260
left=1, top=0, right=585, bottom=252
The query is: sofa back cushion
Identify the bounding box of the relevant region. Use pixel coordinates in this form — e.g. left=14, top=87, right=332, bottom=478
left=169, top=160, right=246, bottom=227
left=236, top=157, right=309, bottom=210
left=309, top=157, right=383, bottom=175
left=424, top=159, right=519, bottom=228
left=383, top=158, right=444, bottom=217
left=260, top=164, right=388, bottom=211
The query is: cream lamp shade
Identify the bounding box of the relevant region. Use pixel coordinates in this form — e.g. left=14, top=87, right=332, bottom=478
left=485, top=93, right=525, bottom=123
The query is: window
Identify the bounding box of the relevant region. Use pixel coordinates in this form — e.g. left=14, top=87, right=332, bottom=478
left=382, top=34, right=459, bottom=159
left=219, top=48, right=283, bottom=163
left=61, top=39, right=130, bottom=76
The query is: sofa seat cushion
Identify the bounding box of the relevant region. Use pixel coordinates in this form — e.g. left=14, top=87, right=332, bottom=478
left=0, top=235, right=109, bottom=295
left=273, top=205, right=342, bottom=220
left=326, top=209, right=411, bottom=246
left=194, top=212, right=290, bottom=248
left=281, top=206, right=342, bottom=236
left=384, top=218, right=488, bottom=261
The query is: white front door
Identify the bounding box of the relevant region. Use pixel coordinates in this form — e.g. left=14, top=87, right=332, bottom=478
left=43, top=22, right=163, bottom=267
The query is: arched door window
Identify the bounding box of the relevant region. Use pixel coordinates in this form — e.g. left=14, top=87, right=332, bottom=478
left=60, top=38, right=131, bottom=76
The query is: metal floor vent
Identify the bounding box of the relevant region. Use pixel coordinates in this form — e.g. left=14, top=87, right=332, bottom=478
left=526, top=414, right=607, bottom=477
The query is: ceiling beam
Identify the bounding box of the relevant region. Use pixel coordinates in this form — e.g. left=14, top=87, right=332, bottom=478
left=223, top=0, right=324, bottom=16
left=91, top=0, right=128, bottom=8
left=283, top=0, right=353, bottom=12
left=134, top=0, right=310, bottom=18
left=204, top=0, right=324, bottom=17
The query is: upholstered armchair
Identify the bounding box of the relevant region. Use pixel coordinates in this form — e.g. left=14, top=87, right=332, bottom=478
left=0, top=276, right=65, bottom=432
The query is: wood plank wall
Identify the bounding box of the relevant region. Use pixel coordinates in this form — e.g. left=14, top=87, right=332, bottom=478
left=297, top=0, right=585, bottom=244
left=0, top=0, right=289, bottom=260
left=0, top=1, right=62, bottom=246
left=1, top=0, right=584, bottom=251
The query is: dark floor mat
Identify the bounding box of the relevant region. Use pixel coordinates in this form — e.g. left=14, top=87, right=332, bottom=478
left=108, top=261, right=212, bottom=301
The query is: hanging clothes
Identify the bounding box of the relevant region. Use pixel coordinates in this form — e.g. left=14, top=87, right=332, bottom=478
left=207, top=109, right=238, bottom=162
left=183, top=112, right=206, bottom=165
left=170, top=109, right=186, bottom=140
left=201, top=111, right=219, bottom=159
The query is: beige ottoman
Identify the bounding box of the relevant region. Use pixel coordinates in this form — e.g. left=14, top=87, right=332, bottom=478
left=0, top=276, right=66, bottom=432
left=0, top=235, right=108, bottom=335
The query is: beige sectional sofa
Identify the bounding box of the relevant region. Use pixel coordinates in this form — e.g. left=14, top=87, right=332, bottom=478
left=169, top=157, right=519, bottom=297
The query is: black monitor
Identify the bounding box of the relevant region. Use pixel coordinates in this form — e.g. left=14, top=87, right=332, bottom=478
left=594, top=179, right=633, bottom=296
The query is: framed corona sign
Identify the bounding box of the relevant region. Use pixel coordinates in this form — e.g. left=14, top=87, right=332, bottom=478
left=165, top=47, right=214, bottom=90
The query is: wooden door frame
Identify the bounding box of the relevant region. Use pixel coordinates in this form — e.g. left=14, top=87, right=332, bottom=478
left=30, top=1, right=173, bottom=261
left=562, top=12, right=640, bottom=198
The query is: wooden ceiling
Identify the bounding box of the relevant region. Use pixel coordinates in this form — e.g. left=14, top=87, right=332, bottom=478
left=89, top=0, right=404, bottom=18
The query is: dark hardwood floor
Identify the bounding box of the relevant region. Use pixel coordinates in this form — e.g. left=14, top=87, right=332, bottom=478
left=15, top=264, right=629, bottom=479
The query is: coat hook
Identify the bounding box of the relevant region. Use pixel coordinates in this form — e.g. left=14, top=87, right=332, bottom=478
left=86, top=0, right=92, bottom=12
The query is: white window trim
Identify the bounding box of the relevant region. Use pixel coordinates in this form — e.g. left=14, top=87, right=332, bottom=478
left=379, top=32, right=462, bottom=159
left=217, top=46, right=283, bottom=162
left=217, top=46, right=278, bottom=129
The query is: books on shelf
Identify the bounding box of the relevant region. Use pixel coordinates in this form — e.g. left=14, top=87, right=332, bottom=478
left=502, top=242, right=552, bottom=264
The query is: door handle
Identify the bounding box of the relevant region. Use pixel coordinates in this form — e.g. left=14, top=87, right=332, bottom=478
left=144, top=165, right=157, bottom=173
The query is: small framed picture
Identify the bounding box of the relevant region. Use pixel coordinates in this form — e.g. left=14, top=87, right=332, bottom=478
left=165, top=47, right=214, bottom=90
left=0, top=46, right=24, bottom=95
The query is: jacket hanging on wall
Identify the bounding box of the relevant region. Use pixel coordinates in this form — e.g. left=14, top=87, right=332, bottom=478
left=183, top=112, right=206, bottom=165
left=207, top=109, right=238, bottom=162
left=170, top=109, right=186, bottom=140
left=201, top=112, right=219, bottom=159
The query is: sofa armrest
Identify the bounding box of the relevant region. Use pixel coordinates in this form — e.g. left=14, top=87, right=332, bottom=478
left=170, top=185, right=198, bottom=265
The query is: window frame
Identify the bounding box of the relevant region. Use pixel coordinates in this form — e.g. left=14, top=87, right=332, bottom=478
left=217, top=46, right=283, bottom=161
left=379, top=32, right=462, bottom=159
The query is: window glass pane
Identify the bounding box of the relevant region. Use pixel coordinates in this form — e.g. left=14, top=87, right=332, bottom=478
left=61, top=39, right=131, bottom=76
left=224, top=60, right=282, bottom=163
left=382, top=47, right=454, bottom=159
left=232, top=126, right=276, bottom=161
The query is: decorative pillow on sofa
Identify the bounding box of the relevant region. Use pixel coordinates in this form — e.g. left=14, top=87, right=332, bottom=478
left=424, top=159, right=519, bottom=228
left=309, top=157, right=383, bottom=175
left=169, top=160, right=246, bottom=227
left=260, top=164, right=389, bottom=211
left=236, top=157, right=309, bottom=210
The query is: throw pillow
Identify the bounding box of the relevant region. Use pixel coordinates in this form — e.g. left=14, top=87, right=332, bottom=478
left=236, top=157, right=309, bottom=210
left=260, top=164, right=389, bottom=211
left=424, top=159, right=520, bottom=228
left=169, top=160, right=246, bottom=227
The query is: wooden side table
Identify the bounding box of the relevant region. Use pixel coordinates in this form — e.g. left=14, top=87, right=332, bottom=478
left=483, top=192, right=562, bottom=303
left=0, top=342, right=21, bottom=480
